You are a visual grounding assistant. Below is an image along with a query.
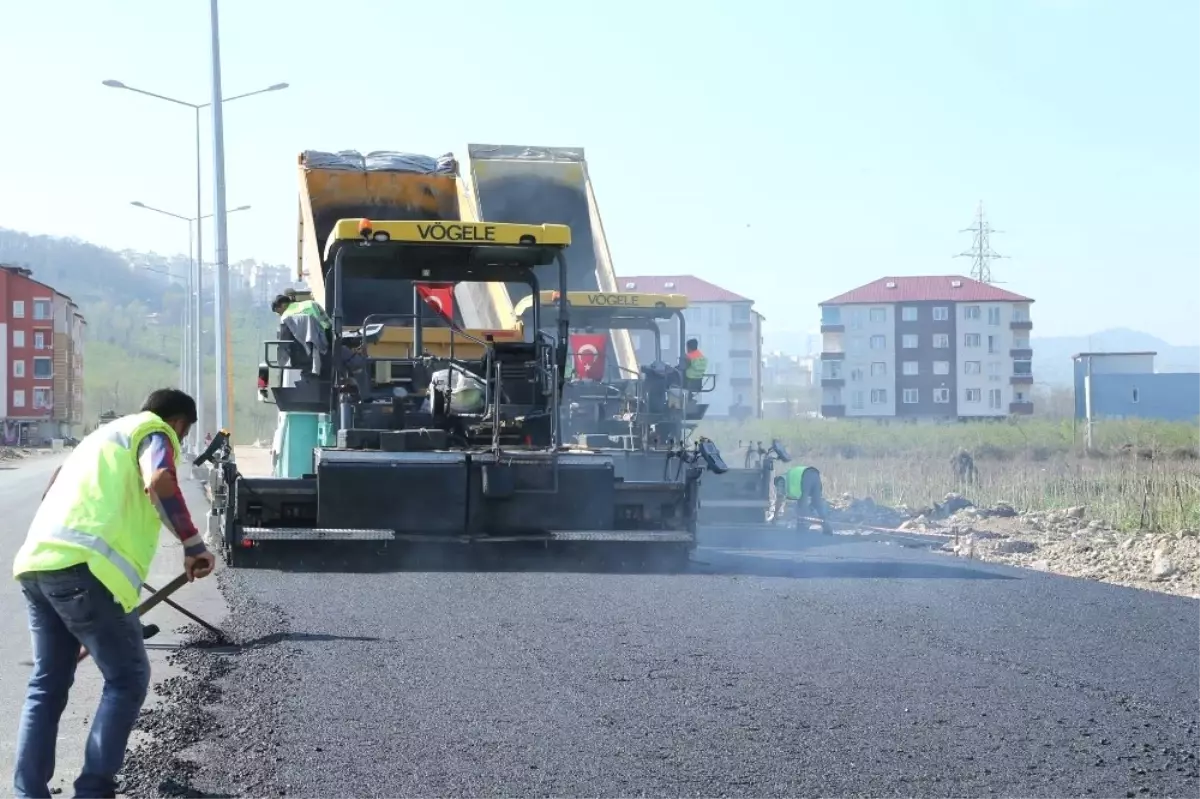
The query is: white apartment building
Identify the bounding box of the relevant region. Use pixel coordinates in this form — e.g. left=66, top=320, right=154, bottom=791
left=620, top=275, right=764, bottom=420
left=817, top=275, right=1034, bottom=419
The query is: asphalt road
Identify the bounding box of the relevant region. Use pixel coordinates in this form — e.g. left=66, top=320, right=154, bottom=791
left=0, top=454, right=227, bottom=796
left=140, top=519, right=1197, bottom=797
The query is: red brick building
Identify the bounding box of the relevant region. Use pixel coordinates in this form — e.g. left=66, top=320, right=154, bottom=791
left=0, top=265, right=85, bottom=445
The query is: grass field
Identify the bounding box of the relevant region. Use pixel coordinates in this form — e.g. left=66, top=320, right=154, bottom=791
left=700, top=418, right=1200, bottom=532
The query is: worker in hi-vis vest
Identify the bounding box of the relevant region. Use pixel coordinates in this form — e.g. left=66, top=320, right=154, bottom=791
left=773, top=464, right=834, bottom=535
left=11, top=389, right=215, bottom=799
left=683, top=338, right=707, bottom=391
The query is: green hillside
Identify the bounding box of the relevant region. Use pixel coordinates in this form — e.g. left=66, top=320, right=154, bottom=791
left=0, top=227, right=288, bottom=443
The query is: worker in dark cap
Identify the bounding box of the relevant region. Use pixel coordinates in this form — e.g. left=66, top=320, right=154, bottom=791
left=772, top=464, right=834, bottom=535
left=272, top=292, right=331, bottom=376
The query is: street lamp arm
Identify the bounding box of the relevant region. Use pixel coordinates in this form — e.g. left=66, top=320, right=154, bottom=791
left=102, top=81, right=200, bottom=109
left=131, top=201, right=192, bottom=222
left=220, top=83, right=290, bottom=104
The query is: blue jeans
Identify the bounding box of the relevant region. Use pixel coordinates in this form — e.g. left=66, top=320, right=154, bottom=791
left=14, top=564, right=150, bottom=799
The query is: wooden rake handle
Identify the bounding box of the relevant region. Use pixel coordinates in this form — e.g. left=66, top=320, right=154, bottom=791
left=77, top=572, right=190, bottom=663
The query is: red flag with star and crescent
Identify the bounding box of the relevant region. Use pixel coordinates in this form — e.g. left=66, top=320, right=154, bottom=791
left=570, top=334, right=608, bottom=380
left=416, top=283, right=455, bottom=322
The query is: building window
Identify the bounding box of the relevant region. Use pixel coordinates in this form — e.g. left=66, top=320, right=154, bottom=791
left=1013, top=360, right=1032, bottom=376
left=731, top=304, right=751, bottom=323
left=869, top=335, right=886, bottom=350
left=987, top=335, right=998, bottom=354
left=849, top=368, right=864, bottom=382
left=33, top=357, right=52, bottom=379
left=901, top=306, right=918, bottom=322
left=33, top=300, right=52, bottom=320
left=12, top=390, right=25, bottom=408
left=901, top=334, right=918, bottom=349
left=933, top=306, right=949, bottom=321
left=869, top=307, right=887, bottom=323
left=933, top=334, right=949, bottom=349
left=33, top=331, right=45, bottom=350
left=988, top=362, right=1002, bottom=382
left=987, top=306, right=1001, bottom=325
left=933, top=361, right=950, bottom=375
left=12, top=330, right=24, bottom=348
left=822, top=360, right=843, bottom=380
left=1132, top=387, right=1140, bottom=403
left=1013, top=337, right=1030, bottom=349
left=870, top=362, right=887, bottom=377
left=12, top=359, right=24, bottom=378
left=707, top=306, right=723, bottom=326
left=965, top=388, right=981, bottom=403
left=821, top=306, right=842, bottom=325
left=1012, top=304, right=1031, bottom=322
left=851, top=391, right=864, bottom=410
left=988, top=388, right=1002, bottom=409
left=963, top=333, right=981, bottom=348
left=902, top=361, right=919, bottom=376
left=933, top=388, right=950, bottom=403
left=12, top=300, right=25, bottom=318
left=963, top=305, right=981, bottom=321
left=849, top=309, right=865, bottom=330
left=964, top=361, right=981, bottom=375
left=870, top=389, right=888, bottom=405
left=902, top=388, right=919, bottom=404
left=33, top=388, right=52, bottom=409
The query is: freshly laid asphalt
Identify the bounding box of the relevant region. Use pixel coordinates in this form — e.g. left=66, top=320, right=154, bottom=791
left=1, top=456, right=1197, bottom=797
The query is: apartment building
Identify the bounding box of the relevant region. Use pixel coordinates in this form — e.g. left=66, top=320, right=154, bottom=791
left=620, top=275, right=764, bottom=419
left=0, top=265, right=86, bottom=444
left=818, top=275, right=1034, bottom=419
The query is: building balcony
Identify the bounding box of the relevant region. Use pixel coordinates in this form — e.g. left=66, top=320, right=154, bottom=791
left=728, top=320, right=754, bottom=331
left=1010, top=319, right=1033, bottom=331
left=820, top=404, right=846, bottom=418
left=1010, top=348, right=1033, bottom=359
left=729, top=348, right=754, bottom=358
left=820, top=378, right=845, bottom=388
left=1009, top=401, right=1034, bottom=415
left=820, top=323, right=845, bottom=334
left=1010, top=374, right=1034, bottom=385
left=730, top=376, right=753, bottom=387
left=819, top=351, right=845, bottom=360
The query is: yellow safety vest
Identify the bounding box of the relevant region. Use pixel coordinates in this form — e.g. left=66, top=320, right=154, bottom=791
left=784, top=465, right=811, bottom=500
left=685, top=351, right=708, bottom=380
left=282, top=299, right=331, bottom=331
left=13, top=411, right=181, bottom=613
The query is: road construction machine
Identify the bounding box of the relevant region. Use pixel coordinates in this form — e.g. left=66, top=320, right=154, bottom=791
left=207, top=150, right=717, bottom=566
left=515, top=290, right=783, bottom=524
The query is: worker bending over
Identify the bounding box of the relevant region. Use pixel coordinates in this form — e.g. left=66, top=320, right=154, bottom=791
left=272, top=292, right=332, bottom=376
left=12, top=389, right=215, bottom=799
left=773, top=464, right=834, bottom=535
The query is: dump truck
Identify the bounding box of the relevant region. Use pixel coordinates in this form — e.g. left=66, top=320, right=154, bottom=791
left=515, top=290, right=781, bottom=524
left=207, top=150, right=718, bottom=566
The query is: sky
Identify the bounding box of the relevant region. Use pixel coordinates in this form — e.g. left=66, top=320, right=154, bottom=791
left=0, top=0, right=1196, bottom=344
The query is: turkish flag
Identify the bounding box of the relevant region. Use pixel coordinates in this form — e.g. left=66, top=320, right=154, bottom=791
left=570, top=334, right=608, bottom=380
left=416, top=283, right=455, bottom=322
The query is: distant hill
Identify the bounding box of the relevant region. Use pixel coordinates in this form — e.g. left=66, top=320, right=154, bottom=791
left=1032, top=329, right=1200, bottom=386
left=0, top=227, right=285, bottom=441
left=763, top=325, right=1198, bottom=388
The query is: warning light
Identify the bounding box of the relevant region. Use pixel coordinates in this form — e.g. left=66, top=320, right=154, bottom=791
left=358, top=219, right=373, bottom=239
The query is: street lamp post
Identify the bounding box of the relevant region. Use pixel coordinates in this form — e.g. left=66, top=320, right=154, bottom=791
left=103, top=75, right=286, bottom=445
left=129, top=201, right=250, bottom=451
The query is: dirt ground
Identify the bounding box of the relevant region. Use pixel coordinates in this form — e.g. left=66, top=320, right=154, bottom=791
left=827, top=493, right=1200, bottom=600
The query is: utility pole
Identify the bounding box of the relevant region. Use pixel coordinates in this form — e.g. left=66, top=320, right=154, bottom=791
left=209, top=0, right=233, bottom=435
left=956, top=201, right=1008, bottom=283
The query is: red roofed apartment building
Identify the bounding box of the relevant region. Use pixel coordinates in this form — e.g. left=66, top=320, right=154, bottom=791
left=818, top=276, right=1034, bottom=419
left=0, top=265, right=86, bottom=445
left=620, top=275, right=763, bottom=420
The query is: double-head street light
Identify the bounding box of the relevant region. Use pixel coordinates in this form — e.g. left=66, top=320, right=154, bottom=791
left=128, top=201, right=250, bottom=450
left=103, top=76, right=286, bottom=446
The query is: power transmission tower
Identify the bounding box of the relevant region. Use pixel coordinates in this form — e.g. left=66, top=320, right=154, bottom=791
left=956, top=201, right=1008, bottom=283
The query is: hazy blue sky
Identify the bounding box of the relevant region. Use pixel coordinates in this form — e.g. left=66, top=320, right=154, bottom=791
left=1, top=0, right=1196, bottom=344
